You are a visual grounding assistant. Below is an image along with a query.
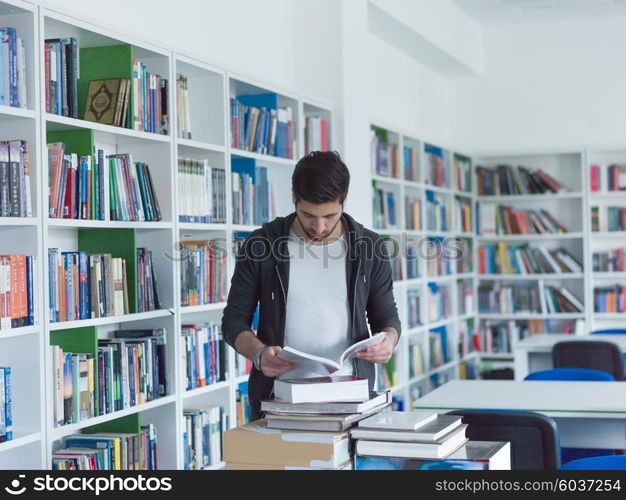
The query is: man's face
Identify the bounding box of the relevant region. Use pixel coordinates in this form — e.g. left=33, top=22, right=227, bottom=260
left=293, top=197, right=344, bottom=241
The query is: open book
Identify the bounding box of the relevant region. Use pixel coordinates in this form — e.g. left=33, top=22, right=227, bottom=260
left=277, top=332, right=387, bottom=375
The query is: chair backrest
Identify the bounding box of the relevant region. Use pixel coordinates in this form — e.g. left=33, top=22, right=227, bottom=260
left=552, top=341, right=624, bottom=381
left=446, top=410, right=560, bottom=470
left=524, top=367, right=615, bottom=381
left=560, top=455, right=626, bottom=470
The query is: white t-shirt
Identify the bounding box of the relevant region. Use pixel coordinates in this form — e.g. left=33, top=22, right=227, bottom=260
left=280, top=229, right=352, bottom=379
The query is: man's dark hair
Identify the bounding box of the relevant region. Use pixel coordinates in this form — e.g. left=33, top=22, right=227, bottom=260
left=292, top=150, right=350, bottom=204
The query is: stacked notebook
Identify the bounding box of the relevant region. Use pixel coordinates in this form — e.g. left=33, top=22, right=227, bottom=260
left=224, top=392, right=391, bottom=470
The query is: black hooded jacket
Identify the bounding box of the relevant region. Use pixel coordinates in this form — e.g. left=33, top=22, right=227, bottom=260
left=221, top=211, right=402, bottom=419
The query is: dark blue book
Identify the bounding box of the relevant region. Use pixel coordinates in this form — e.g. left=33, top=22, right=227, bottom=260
left=4, top=366, right=12, bottom=441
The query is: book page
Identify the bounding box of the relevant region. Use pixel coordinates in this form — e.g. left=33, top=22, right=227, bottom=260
left=277, top=346, right=341, bottom=375
left=339, top=332, right=387, bottom=364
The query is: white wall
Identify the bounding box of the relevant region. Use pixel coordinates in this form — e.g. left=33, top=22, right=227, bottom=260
left=450, top=15, right=626, bottom=153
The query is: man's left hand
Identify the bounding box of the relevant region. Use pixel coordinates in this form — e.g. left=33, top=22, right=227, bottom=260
left=355, top=330, right=397, bottom=364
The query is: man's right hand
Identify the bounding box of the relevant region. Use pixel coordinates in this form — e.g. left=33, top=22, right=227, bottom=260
left=260, top=346, right=298, bottom=377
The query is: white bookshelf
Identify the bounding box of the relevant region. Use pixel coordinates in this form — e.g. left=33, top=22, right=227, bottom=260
left=0, top=0, right=333, bottom=470
left=369, top=122, right=478, bottom=409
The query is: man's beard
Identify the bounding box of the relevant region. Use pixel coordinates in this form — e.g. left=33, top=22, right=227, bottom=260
left=296, top=213, right=342, bottom=242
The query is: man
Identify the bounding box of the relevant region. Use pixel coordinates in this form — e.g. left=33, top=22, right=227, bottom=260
left=222, top=150, right=401, bottom=419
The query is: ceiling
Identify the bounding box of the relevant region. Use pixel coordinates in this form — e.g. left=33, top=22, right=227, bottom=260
left=452, top=0, right=626, bottom=23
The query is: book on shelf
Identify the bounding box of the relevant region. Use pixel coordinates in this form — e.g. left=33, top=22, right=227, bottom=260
left=50, top=346, right=95, bottom=425
left=544, top=286, right=583, bottom=313
left=176, top=73, right=192, bottom=139
left=236, top=381, right=250, bottom=427
left=178, top=158, right=226, bottom=223
left=593, top=246, right=626, bottom=272
left=277, top=331, right=386, bottom=375
left=372, top=182, right=397, bottom=229
left=230, top=93, right=295, bottom=158
left=354, top=424, right=468, bottom=459
left=594, top=285, right=626, bottom=313
left=429, top=326, right=449, bottom=367
left=370, top=127, right=399, bottom=178
left=425, top=190, right=451, bottom=232
left=0, top=254, right=37, bottom=329
left=478, top=205, right=568, bottom=235
left=304, top=116, right=330, bottom=153
left=224, top=419, right=350, bottom=469
left=44, top=37, right=78, bottom=117
left=0, top=140, right=32, bottom=218
left=606, top=206, right=626, bottom=232
left=231, top=157, right=276, bottom=226
left=0, top=28, right=27, bottom=108
left=455, top=196, right=473, bottom=232
left=478, top=243, right=583, bottom=275
left=426, top=282, right=452, bottom=322
left=590, top=164, right=601, bottom=192
left=410, top=342, right=424, bottom=378
left=260, top=391, right=390, bottom=415
left=183, top=406, right=226, bottom=470
left=403, top=144, right=419, bottom=182
left=83, top=78, right=129, bottom=127
left=425, top=238, right=453, bottom=277
left=0, top=366, right=12, bottom=442
left=407, top=288, right=422, bottom=329
left=478, top=283, right=542, bottom=314
left=264, top=401, right=389, bottom=432
left=136, top=248, right=161, bottom=313
left=602, top=164, right=626, bottom=192
left=181, top=323, right=224, bottom=390
left=273, top=376, right=370, bottom=404
left=235, top=351, right=252, bottom=378
left=476, top=164, right=566, bottom=195
left=405, top=195, right=421, bottom=230
left=355, top=441, right=510, bottom=470
left=406, top=244, right=419, bottom=279
left=424, top=144, right=448, bottom=188
left=179, top=239, right=227, bottom=306
left=591, top=206, right=600, bottom=232
left=458, top=280, right=474, bottom=316
left=454, top=155, right=472, bottom=192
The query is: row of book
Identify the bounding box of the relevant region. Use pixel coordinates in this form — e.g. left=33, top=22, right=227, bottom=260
left=177, top=159, right=226, bottom=223
left=424, top=145, right=449, bottom=188
left=231, top=158, right=277, bottom=226
left=373, top=184, right=397, bottom=229
left=130, top=58, right=168, bottom=134
left=230, top=95, right=295, bottom=158
left=590, top=164, right=626, bottom=192
left=426, top=283, right=452, bottom=323
left=0, top=254, right=37, bottom=329
left=456, top=238, right=473, bottom=274
left=410, top=342, right=424, bottom=378
left=591, top=206, right=626, bottom=232
left=407, top=289, right=421, bottom=328
left=406, top=246, right=419, bottom=279
left=371, top=129, right=400, bottom=178
left=424, top=238, right=453, bottom=277
left=0, top=366, right=12, bottom=442
left=429, top=326, right=449, bottom=367
left=458, top=281, right=474, bottom=316
left=176, top=73, right=192, bottom=139
left=389, top=250, right=403, bottom=282
left=455, top=197, right=472, bottom=233
left=182, top=323, right=224, bottom=390
left=405, top=196, right=421, bottom=230
left=476, top=165, right=565, bottom=196
left=478, top=243, right=583, bottom=275
left=425, top=191, right=451, bottom=232
left=0, top=139, right=32, bottom=217
left=593, top=247, right=626, bottom=272
left=234, top=352, right=251, bottom=379
left=0, top=28, right=26, bottom=108
left=236, top=381, right=250, bottom=427
left=48, top=248, right=161, bottom=323
left=457, top=320, right=475, bottom=358
left=478, top=205, right=568, bottom=235
left=183, top=406, right=226, bottom=470
left=179, top=240, right=227, bottom=307
left=51, top=329, right=167, bottom=426
left=304, top=116, right=330, bottom=154
left=48, top=145, right=162, bottom=221
left=404, top=145, right=420, bottom=182
left=52, top=425, right=158, bottom=470
left=477, top=322, right=518, bottom=354
left=477, top=284, right=583, bottom=314
left=594, top=285, right=626, bottom=313
left=455, top=156, right=471, bottom=193
left=44, top=38, right=78, bottom=117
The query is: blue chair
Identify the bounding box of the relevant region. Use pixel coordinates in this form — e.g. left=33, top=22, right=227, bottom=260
left=553, top=341, right=624, bottom=381
left=446, top=410, right=560, bottom=470
left=524, top=368, right=615, bottom=381
left=560, top=455, right=626, bottom=470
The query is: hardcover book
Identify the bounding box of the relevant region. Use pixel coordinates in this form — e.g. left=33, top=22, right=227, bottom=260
left=84, top=78, right=125, bottom=126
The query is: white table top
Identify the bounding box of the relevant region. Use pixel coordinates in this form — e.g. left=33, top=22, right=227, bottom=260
left=412, top=380, right=626, bottom=418
left=515, top=334, right=626, bottom=352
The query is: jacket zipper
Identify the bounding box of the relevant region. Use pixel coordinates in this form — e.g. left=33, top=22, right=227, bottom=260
left=275, top=264, right=287, bottom=303
left=352, top=258, right=361, bottom=377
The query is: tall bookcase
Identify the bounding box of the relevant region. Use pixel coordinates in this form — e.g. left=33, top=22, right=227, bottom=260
left=0, top=1, right=333, bottom=470
left=369, top=122, right=477, bottom=409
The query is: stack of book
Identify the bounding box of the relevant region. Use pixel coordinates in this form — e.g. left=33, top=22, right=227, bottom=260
left=304, top=116, right=330, bottom=153
left=352, top=411, right=478, bottom=467
left=594, top=285, right=626, bottom=313
left=479, top=243, right=583, bottom=275
left=179, top=239, right=227, bottom=306
left=0, top=140, right=32, bottom=218
left=176, top=73, right=192, bottom=139
left=0, top=366, right=12, bottom=443
left=52, top=425, right=158, bottom=470
left=478, top=205, right=568, bottom=235
left=181, top=323, right=224, bottom=390
left=0, top=254, right=37, bottom=329
left=183, top=406, right=226, bottom=470
left=476, top=165, right=566, bottom=195
left=224, top=391, right=390, bottom=470
left=593, top=247, right=626, bottom=272
left=177, top=159, right=226, bottom=223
